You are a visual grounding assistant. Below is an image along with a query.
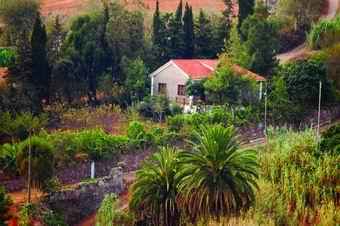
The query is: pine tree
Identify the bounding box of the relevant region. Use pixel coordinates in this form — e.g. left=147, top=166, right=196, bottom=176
left=183, top=3, right=194, bottom=58
left=195, top=10, right=214, bottom=58
left=237, top=0, right=255, bottom=31
left=31, top=13, right=51, bottom=104
left=169, top=0, right=184, bottom=58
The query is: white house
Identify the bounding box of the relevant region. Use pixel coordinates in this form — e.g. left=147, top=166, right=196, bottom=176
left=150, top=59, right=266, bottom=105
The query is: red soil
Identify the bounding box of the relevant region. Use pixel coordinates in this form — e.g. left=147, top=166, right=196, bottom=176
left=40, top=0, right=235, bottom=16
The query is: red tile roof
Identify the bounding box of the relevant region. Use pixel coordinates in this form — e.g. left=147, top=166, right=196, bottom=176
left=171, top=59, right=266, bottom=81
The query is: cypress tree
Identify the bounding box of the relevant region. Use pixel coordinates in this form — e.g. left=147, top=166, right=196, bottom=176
left=169, top=0, right=184, bottom=58
left=237, top=0, right=255, bottom=31
left=31, top=13, right=51, bottom=104
left=153, top=0, right=162, bottom=46
left=195, top=10, right=214, bottom=58
left=183, top=3, right=195, bottom=58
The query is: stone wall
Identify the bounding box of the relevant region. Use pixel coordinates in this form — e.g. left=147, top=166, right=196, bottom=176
left=44, top=167, right=125, bottom=225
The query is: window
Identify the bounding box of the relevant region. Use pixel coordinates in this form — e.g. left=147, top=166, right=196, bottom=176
left=158, top=83, right=167, bottom=94
left=178, top=85, right=185, bottom=96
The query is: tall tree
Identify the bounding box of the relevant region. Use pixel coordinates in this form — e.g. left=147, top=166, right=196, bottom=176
left=169, top=0, right=184, bottom=58
left=240, top=3, right=279, bottom=76
left=195, top=10, right=214, bottom=58
left=183, top=3, right=195, bottom=58
left=125, top=58, right=150, bottom=103
left=237, top=0, right=255, bottom=31
left=31, top=13, right=51, bottom=103
left=153, top=0, right=162, bottom=46
left=215, top=0, right=233, bottom=52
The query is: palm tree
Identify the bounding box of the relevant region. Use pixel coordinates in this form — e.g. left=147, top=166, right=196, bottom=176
left=129, top=146, right=182, bottom=226
left=176, top=124, right=259, bottom=223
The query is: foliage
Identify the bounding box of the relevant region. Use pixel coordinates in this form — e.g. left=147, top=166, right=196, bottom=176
left=0, top=111, right=48, bottom=139
left=275, top=0, right=323, bottom=29
left=130, top=147, right=182, bottom=225
left=31, top=13, right=51, bottom=104
left=258, top=129, right=339, bottom=225
left=177, top=125, right=259, bottom=223
left=204, top=61, right=258, bottom=105
left=0, top=48, right=16, bottom=67
left=18, top=203, right=38, bottom=226
left=0, top=185, right=12, bottom=226
left=239, top=3, right=279, bottom=77
left=307, top=15, right=340, bottom=50
left=185, top=78, right=206, bottom=99
left=281, top=58, right=334, bottom=104
left=127, top=120, right=148, bottom=149
left=237, top=0, right=255, bottom=31
left=17, top=136, right=55, bottom=189
left=166, top=114, right=185, bottom=132
left=137, top=94, right=171, bottom=122
left=183, top=2, right=195, bottom=58
left=124, top=57, right=150, bottom=103
left=320, top=124, right=340, bottom=155
left=97, top=194, right=134, bottom=226
left=0, top=142, right=22, bottom=172
left=0, top=0, right=39, bottom=45
left=74, top=128, right=122, bottom=159
left=195, top=10, right=215, bottom=58
left=43, top=211, right=68, bottom=226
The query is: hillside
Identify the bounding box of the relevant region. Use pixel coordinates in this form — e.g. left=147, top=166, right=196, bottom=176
left=41, top=0, right=232, bottom=16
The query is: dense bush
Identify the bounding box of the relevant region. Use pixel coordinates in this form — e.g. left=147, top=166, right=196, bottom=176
left=43, top=211, right=68, bottom=226
left=17, top=136, right=55, bottom=189
left=0, top=48, right=16, bottom=67
left=257, top=129, right=339, bottom=225
left=320, top=124, right=339, bottom=155
left=97, top=194, right=134, bottom=226
left=166, top=114, right=185, bottom=132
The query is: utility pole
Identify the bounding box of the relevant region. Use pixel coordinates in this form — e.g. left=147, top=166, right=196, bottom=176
left=317, top=81, right=322, bottom=146
left=27, top=128, right=32, bottom=203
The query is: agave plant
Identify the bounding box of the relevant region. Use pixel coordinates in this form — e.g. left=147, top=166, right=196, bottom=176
left=129, top=146, right=182, bottom=226
left=176, top=124, right=259, bottom=223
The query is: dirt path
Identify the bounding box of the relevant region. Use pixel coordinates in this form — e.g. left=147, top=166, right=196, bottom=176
left=277, top=0, right=339, bottom=63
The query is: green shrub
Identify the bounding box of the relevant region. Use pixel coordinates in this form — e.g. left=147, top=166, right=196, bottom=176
left=166, top=114, right=185, bottom=132
left=0, top=111, right=48, bottom=139
left=0, top=185, right=12, bottom=226
left=257, top=129, right=339, bottom=225
left=127, top=120, right=148, bottom=149
left=74, top=129, right=113, bottom=159
left=320, top=124, right=339, bottom=155
left=170, top=103, right=184, bottom=115
left=18, top=203, right=38, bottom=226
left=17, top=136, right=55, bottom=189
left=96, top=194, right=134, bottom=226
left=0, top=48, right=16, bottom=67
left=307, top=15, right=340, bottom=50
left=43, top=211, right=68, bottom=226
left=0, top=142, right=22, bottom=172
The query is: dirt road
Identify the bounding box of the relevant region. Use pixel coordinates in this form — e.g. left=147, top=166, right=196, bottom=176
left=277, top=0, right=339, bottom=63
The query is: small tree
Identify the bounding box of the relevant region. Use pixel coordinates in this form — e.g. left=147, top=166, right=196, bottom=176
left=130, top=147, right=182, bottom=226
left=125, top=58, right=150, bottom=103
left=185, top=78, right=206, bottom=101
left=177, top=125, right=259, bottom=223
left=281, top=58, right=334, bottom=104
left=17, top=136, right=55, bottom=190
left=0, top=185, right=12, bottom=225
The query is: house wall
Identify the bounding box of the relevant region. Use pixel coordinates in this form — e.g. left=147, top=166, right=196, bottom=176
left=151, top=63, right=189, bottom=101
